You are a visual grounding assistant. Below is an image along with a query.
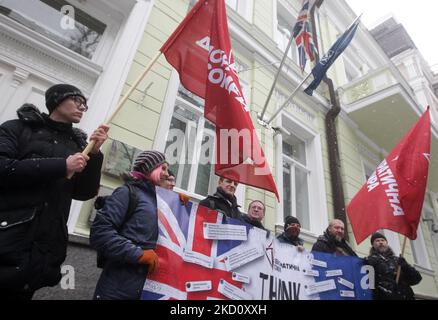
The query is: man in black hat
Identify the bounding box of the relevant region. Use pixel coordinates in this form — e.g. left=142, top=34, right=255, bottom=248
left=0, top=83, right=108, bottom=299
left=367, top=232, right=422, bottom=300
left=277, top=216, right=305, bottom=252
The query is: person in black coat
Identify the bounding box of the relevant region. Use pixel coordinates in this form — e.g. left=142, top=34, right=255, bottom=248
left=367, top=232, right=422, bottom=300
left=0, top=84, right=108, bottom=299
left=312, top=219, right=357, bottom=256
left=241, top=200, right=267, bottom=230
left=90, top=151, right=168, bottom=300
left=199, top=177, right=242, bottom=219
left=277, top=216, right=305, bottom=252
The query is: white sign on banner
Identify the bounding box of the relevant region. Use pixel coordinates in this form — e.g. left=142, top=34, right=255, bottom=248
left=218, top=279, right=252, bottom=300
left=182, top=248, right=214, bottom=269
left=232, top=272, right=251, bottom=284
left=338, top=277, right=355, bottom=289
left=340, top=290, right=355, bottom=298
left=185, top=281, right=212, bottom=292
left=203, top=223, right=247, bottom=240
left=305, top=279, right=337, bottom=296
left=224, top=246, right=264, bottom=271
left=326, top=269, right=343, bottom=277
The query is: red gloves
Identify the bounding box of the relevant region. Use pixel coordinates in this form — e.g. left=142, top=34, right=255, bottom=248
left=138, top=249, right=159, bottom=273
left=179, top=193, right=190, bottom=206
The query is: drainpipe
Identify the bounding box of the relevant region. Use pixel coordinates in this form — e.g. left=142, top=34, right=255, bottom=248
left=310, top=0, right=349, bottom=239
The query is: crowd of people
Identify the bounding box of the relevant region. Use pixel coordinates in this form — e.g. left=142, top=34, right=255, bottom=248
left=0, top=84, right=423, bottom=300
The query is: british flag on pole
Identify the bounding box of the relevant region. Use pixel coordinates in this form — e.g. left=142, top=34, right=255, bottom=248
left=293, top=0, right=317, bottom=72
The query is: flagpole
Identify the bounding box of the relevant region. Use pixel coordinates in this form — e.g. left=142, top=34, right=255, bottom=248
left=67, top=51, right=162, bottom=178
left=259, top=31, right=296, bottom=121
left=396, top=236, right=408, bottom=284
left=265, top=72, right=312, bottom=125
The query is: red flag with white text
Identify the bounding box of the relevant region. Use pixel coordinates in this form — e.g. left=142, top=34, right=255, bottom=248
left=160, top=0, right=279, bottom=199
left=347, top=108, right=431, bottom=244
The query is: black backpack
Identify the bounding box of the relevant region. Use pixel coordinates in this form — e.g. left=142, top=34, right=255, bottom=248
left=94, top=182, right=139, bottom=268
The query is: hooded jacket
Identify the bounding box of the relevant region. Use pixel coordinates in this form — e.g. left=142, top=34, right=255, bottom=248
left=367, top=247, right=422, bottom=300
left=311, top=229, right=357, bottom=256
left=0, top=104, right=103, bottom=291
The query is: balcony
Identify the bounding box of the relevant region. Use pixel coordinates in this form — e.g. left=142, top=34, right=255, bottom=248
left=339, top=66, right=438, bottom=192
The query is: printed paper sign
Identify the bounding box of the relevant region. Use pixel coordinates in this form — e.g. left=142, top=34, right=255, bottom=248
left=340, top=290, right=355, bottom=298
left=303, top=269, right=320, bottom=277
left=218, top=279, right=252, bottom=300
left=144, top=280, right=187, bottom=300
left=326, top=269, right=343, bottom=277
left=203, top=223, right=247, bottom=241
left=224, top=246, right=264, bottom=271
left=185, top=281, right=212, bottom=292
left=183, top=249, right=214, bottom=269
left=309, top=258, right=328, bottom=268
left=305, top=279, right=337, bottom=295
left=338, top=277, right=354, bottom=290
left=232, top=272, right=251, bottom=284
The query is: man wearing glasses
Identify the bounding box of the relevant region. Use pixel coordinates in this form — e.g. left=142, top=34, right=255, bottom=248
left=0, top=84, right=108, bottom=299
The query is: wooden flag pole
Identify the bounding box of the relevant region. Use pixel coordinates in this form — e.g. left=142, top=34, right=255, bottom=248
left=68, top=51, right=162, bottom=178
left=396, top=236, right=408, bottom=284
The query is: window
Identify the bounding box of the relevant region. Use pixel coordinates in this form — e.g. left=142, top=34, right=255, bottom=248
left=226, top=0, right=253, bottom=22
left=276, top=15, right=297, bottom=61
left=282, top=133, right=310, bottom=230
left=164, top=85, right=217, bottom=197
left=0, top=0, right=106, bottom=59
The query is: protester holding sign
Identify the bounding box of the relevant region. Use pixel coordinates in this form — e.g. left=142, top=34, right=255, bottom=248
left=312, top=219, right=357, bottom=256
left=367, top=232, right=421, bottom=300
left=277, top=216, right=305, bottom=252
left=90, top=150, right=169, bottom=300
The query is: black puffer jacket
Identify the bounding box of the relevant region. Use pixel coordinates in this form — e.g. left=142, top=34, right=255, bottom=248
left=311, top=229, right=357, bottom=256
left=199, top=187, right=242, bottom=219
left=367, top=247, right=422, bottom=300
left=0, top=105, right=103, bottom=291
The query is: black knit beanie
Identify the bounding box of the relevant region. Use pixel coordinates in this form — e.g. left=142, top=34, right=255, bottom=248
left=284, top=216, right=301, bottom=230
left=133, top=151, right=166, bottom=176
left=370, top=232, right=387, bottom=245
left=45, top=84, right=86, bottom=114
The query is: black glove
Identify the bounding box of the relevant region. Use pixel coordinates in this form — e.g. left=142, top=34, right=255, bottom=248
left=398, top=256, right=408, bottom=267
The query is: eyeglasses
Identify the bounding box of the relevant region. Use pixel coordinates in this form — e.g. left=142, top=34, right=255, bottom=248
left=71, top=96, right=88, bottom=112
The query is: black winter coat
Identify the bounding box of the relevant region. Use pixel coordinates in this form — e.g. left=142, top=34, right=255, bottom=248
left=367, top=247, right=422, bottom=300
left=311, top=229, right=357, bottom=256
left=199, top=188, right=242, bottom=219
left=277, top=233, right=304, bottom=247
left=0, top=105, right=103, bottom=291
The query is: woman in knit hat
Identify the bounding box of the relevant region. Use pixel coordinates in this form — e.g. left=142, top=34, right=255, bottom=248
left=90, top=150, right=168, bottom=300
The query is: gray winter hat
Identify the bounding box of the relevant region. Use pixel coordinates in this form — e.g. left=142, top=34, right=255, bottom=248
left=133, top=151, right=166, bottom=176
left=45, top=84, right=86, bottom=114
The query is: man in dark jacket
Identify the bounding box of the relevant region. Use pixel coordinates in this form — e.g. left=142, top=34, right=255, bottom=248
left=90, top=151, right=168, bottom=300
left=241, top=200, right=266, bottom=230
left=367, top=232, right=422, bottom=300
left=199, top=177, right=242, bottom=219
left=312, top=219, right=357, bottom=256
left=277, top=216, right=305, bottom=252
left=0, top=84, right=108, bottom=299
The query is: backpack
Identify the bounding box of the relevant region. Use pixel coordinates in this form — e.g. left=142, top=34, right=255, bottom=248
left=94, top=182, right=139, bottom=268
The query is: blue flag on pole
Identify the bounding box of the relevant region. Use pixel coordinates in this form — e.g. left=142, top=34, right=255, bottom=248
left=304, top=18, right=360, bottom=96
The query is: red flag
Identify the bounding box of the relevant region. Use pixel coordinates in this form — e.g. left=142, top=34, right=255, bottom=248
left=161, top=0, right=279, bottom=199
left=347, top=108, right=431, bottom=244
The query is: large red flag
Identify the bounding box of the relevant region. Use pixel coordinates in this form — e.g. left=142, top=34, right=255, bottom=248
left=347, top=108, right=431, bottom=244
left=160, top=0, right=279, bottom=199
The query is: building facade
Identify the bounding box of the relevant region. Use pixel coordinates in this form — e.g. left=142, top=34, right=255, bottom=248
left=1, top=0, right=437, bottom=299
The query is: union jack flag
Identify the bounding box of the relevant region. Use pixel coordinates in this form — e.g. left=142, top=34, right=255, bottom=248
left=141, top=188, right=254, bottom=300
left=293, top=0, right=317, bottom=72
